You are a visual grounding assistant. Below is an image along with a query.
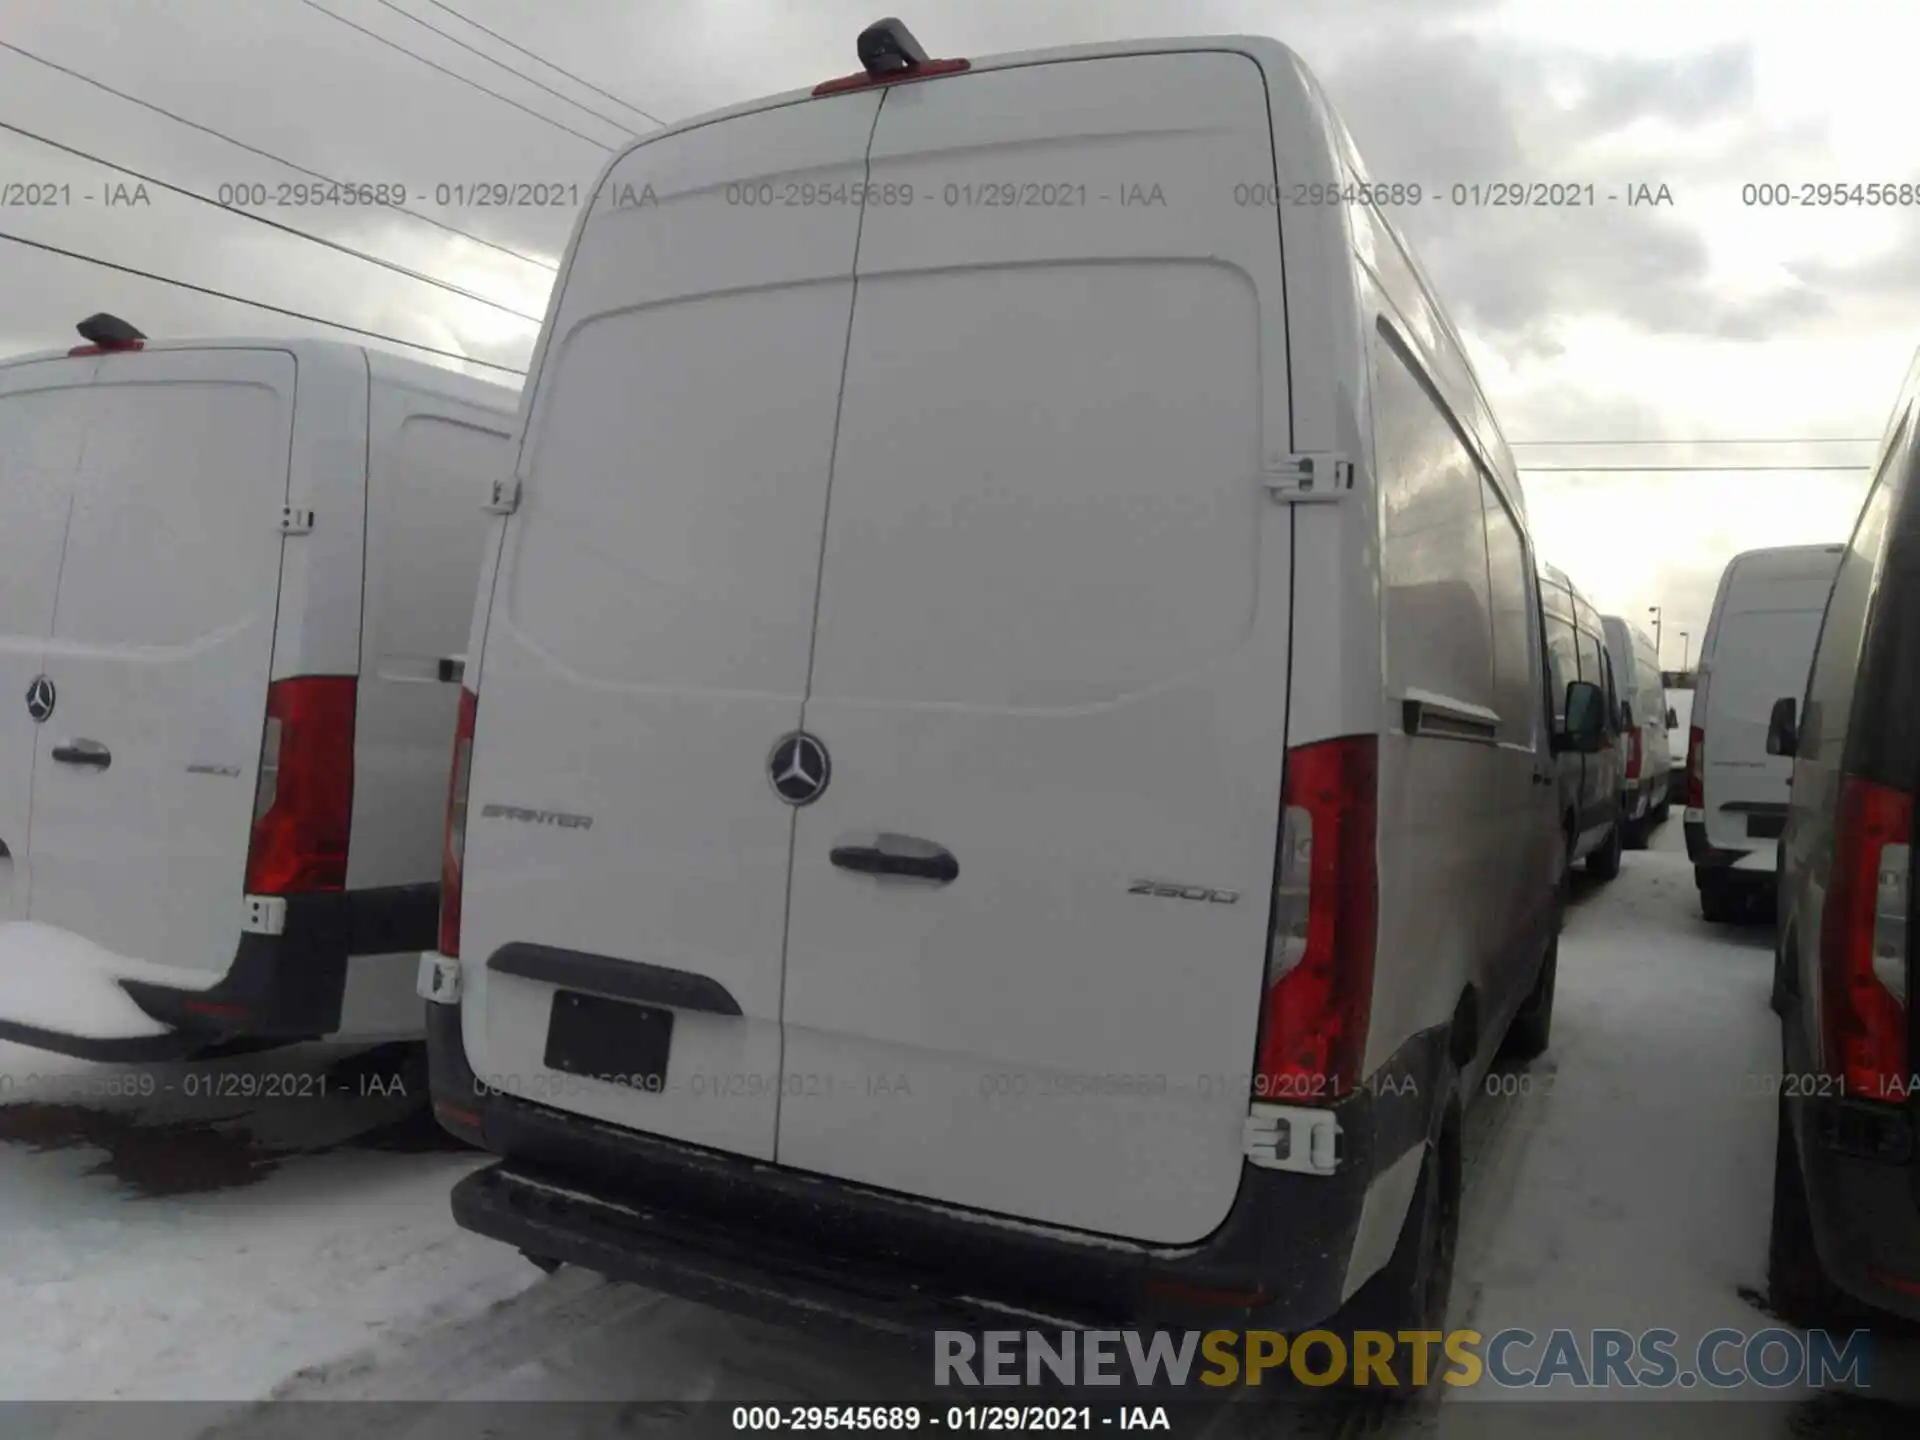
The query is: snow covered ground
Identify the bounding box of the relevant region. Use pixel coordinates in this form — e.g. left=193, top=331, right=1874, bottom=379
left=3, top=821, right=1917, bottom=1439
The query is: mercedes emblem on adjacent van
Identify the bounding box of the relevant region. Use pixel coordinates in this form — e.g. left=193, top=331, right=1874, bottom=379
left=768, top=731, right=831, bottom=806
left=24, top=676, right=55, bottom=724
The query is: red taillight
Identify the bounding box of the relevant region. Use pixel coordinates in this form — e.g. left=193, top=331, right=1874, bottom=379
left=67, top=340, right=144, bottom=355
left=244, top=677, right=356, bottom=894
left=1685, top=726, right=1705, bottom=808
left=1627, top=726, right=1644, bottom=781
left=1819, top=775, right=1911, bottom=1101
left=1254, top=735, right=1379, bottom=1106
left=438, top=686, right=478, bottom=958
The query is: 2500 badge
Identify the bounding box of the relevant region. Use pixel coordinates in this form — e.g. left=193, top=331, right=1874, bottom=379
left=1127, top=879, right=1240, bottom=904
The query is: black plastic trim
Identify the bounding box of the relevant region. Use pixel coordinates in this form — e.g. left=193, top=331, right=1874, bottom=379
left=118, top=882, right=438, bottom=1040
left=429, top=998, right=1452, bottom=1337
left=488, top=943, right=743, bottom=1017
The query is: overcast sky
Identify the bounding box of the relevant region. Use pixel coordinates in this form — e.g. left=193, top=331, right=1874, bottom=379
left=4, top=0, right=1912, bottom=657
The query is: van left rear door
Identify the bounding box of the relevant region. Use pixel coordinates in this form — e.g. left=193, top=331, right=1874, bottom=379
left=0, top=358, right=95, bottom=919
left=27, top=349, right=294, bottom=977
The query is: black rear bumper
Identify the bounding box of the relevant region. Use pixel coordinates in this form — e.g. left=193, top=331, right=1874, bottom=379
left=428, top=999, right=1448, bottom=1344
left=0, top=885, right=437, bottom=1062
left=1790, top=1092, right=1920, bottom=1322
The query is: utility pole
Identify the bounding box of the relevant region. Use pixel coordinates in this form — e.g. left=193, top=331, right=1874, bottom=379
left=1649, top=605, right=1663, bottom=664
left=1681, top=631, right=1690, bottom=670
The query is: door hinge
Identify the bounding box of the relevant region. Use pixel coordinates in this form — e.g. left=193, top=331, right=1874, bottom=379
left=1264, top=452, right=1353, bottom=504
left=242, top=894, right=287, bottom=936
left=417, top=951, right=462, bottom=1005
left=277, top=506, right=315, bottom=534
left=484, top=478, right=521, bottom=514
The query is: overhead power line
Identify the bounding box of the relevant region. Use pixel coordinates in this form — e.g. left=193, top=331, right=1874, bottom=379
left=424, top=0, right=666, bottom=127
left=0, top=38, right=557, bottom=271
left=1511, top=436, right=1880, bottom=447
left=0, top=228, right=528, bottom=376
left=0, top=120, right=541, bottom=324
left=370, top=0, right=643, bottom=138
left=1519, top=463, right=1867, bottom=473
left=296, top=0, right=617, bottom=152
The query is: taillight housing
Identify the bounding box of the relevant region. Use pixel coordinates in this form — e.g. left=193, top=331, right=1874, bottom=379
left=1820, top=775, right=1911, bottom=1101
left=1626, top=726, right=1644, bottom=781
left=1685, top=725, right=1705, bottom=808
left=244, top=677, right=356, bottom=894
left=438, top=686, right=478, bottom=958
left=1254, top=735, right=1379, bottom=1106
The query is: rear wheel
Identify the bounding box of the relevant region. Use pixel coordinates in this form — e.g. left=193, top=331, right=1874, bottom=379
left=1333, top=1108, right=1461, bottom=1397
left=521, top=1250, right=563, bottom=1275
left=1699, top=872, right=1740, bottom=923
left=1587, top=816, right=1623, bottom=879
left=1501, top=934, right=1558, bottom=1061
left=1767, top=1093, right=1854, bottom=1328
left=1623, top=796, right=1650, bottom=851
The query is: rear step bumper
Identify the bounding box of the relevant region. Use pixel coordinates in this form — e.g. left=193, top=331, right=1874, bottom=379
left=0, top=885, right=437, bottom=1062
left=429, top=1000, right=1450, bottom=1341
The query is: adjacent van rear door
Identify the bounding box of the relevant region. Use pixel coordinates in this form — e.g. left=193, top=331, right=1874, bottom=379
left=0, top=359, right=94, bottom=920
left=776, top=52, right=1294, bottom=1244
left=458, top=93, right=885, bottom=1162
left=26, top=349, right=293, bottom=975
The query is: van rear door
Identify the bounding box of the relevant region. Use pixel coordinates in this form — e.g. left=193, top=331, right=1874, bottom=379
left=1702, top=571, right=1834, bottom=861
left=27, top=349, right=293, bottom=974
left=0, top=359, right=94, bottom=920
left=775, top=52, right=1294, bottom=1244
left=458, top=94, right=884, bottom=1162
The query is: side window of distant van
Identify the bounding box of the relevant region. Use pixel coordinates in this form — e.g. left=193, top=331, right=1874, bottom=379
left=1545, top=610, right=1579, bottom=727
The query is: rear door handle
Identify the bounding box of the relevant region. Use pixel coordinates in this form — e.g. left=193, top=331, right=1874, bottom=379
left=830, top=834, right=958, bottom=885
left=51, top=739, right=111, bottom=769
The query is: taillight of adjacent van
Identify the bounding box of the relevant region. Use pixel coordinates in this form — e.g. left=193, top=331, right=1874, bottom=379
left=1818, top=774, right=1911, bottom=1101
left=1685, top=726, right=1705, bottom=808
left=244, top=677, right=357, bottom=893
left=1626, top=726, right=1644, bottom=781
left=437, top=687, right=478, bottom=957
left=1254, top=736, right=1379, bottom=1106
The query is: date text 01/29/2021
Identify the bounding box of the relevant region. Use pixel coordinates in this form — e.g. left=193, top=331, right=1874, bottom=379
left=730, top=1407, right=1171, bottom=1432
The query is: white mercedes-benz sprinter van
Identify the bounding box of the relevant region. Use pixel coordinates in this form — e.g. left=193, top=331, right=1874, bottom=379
left=1685, top=544, right=1844, bottom=922
left=1601, top=614, right=1672, bottom=847
left=423, top=22, right=1593, bottom=1361
left=0, top=317, right=517, bottom=1060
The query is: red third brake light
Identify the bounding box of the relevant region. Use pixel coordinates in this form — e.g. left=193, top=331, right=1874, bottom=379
left=245, top=677, right=356, bottom=894
left=438, top=686, right=478, bottom=958
left=1254, top=735, right=1379, bottom=1106
left=1819, top=774, right=1911, bottom=1100
left=1685, top=725, right=1705, bottom=808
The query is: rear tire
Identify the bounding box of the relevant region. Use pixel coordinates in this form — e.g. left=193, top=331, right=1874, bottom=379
left=1587, top=817, right=1623, bottom=879
left=1333, top=1108, right=1462, bottom=1397
left=521, top=1250, right=563, bottom=1275
left=1767, top=1093, right=1854, bottom=1328
left=1653, top=797, right=1672, bottom=827
left=1501, top=935, right=1557, bottom=1061
left=1699, top=873, right=1740, bottom=923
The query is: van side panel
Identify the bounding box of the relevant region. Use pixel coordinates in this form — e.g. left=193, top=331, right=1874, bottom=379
left=0, top=364, right=96, bottom=919
left=347, top=378, right=513, bottom=889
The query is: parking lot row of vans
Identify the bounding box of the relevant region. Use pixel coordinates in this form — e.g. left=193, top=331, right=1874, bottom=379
left=0, top=22, right=1687, bottom=1389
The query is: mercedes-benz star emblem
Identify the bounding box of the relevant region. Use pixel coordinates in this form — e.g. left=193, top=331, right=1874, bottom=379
left=24, top=676, right=55, bottom=724
left=768, top=731, right=831, bottom=806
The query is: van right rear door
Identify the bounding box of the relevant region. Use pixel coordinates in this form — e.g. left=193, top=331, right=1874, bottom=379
left=457, top=92, right=885, bottom=1162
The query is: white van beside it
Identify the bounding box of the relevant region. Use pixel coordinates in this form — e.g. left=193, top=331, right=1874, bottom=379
left=1601, top=614, right=1673, bottom=847
left=0, top=316, right=518, bottom=1059
left=1684, top=544, right=1844, bottom=921
left=420, top=22, right=1603, bottom=1367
